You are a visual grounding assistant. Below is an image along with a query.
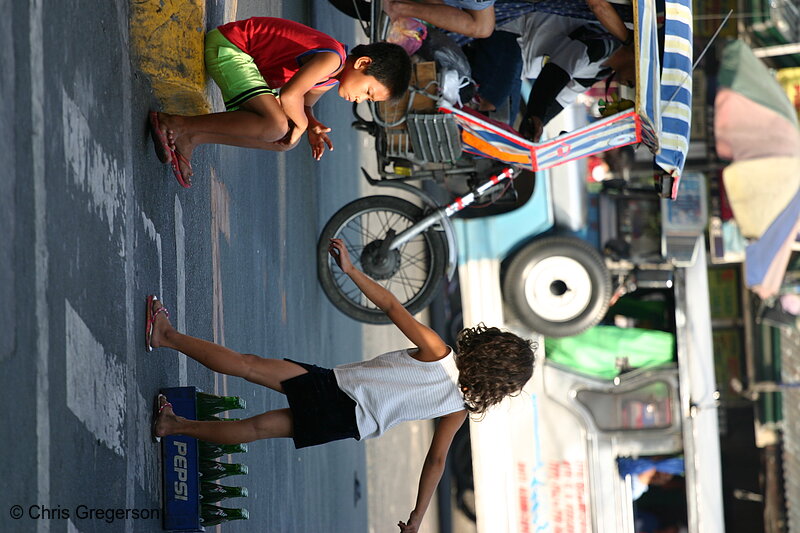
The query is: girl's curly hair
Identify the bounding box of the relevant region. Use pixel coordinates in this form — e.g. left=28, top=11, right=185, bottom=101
left=455, top=324, right=536, bottom=416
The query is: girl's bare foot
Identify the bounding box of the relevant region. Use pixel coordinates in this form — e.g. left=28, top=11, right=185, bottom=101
left=154, top=394, right=183, bottom=439
left=148, top=297, right=176, bottom=349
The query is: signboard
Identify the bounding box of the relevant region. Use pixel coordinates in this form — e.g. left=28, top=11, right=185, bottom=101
left=161, top=387, right=202, bottom=532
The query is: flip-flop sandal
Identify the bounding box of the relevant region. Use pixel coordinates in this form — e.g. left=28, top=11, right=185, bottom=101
left=148, top=111, right=173, bottom=164
left=145, top=295, right=170, bottom=352
left=153, top=393, right=173, bottom=443
left=173, top=151, right=193, bottom=188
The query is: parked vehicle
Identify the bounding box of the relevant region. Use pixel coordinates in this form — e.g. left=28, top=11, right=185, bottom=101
left=318, top=0, right=694, bottom=340
left=456, top=165, right=723, bottom=533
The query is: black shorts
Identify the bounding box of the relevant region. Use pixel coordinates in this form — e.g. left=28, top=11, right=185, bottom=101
left=281, top=359, right=360, bottom=449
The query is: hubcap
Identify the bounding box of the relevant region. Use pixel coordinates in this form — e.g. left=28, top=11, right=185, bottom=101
left=360, top=240, right=401, bottom=280
left=523, top=256, right=593, bottom=322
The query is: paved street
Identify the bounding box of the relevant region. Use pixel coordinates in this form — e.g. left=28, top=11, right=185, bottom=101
left=0, top=1, right=442, bottom=532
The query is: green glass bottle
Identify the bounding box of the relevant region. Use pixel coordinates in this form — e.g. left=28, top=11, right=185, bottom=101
left=199, top=414, right=242, bottom=422
left=199, top=460, right=248, bottom=482
left=195, top=392, right=246, bottom=419
left=200, top=482, right=249, bottom=504
left=198, top=442, right=248, bottom=460
left=200, top=504, right=249, bottom=526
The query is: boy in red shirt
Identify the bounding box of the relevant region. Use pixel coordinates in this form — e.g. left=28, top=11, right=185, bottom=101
left=149, top=17, right=411, bottom=187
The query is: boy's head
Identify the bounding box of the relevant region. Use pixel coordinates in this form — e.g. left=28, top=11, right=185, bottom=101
left=338, top=42, right=411, bottom=102
left=454, top=324, right=536, bottom=415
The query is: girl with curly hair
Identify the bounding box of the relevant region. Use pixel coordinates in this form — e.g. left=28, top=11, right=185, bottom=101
left=150, top=238, right=535, bottom=533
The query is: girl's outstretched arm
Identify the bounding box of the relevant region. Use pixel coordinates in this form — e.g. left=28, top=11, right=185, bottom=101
left=399, top=410, right=467, bottom=533
left=328, top=239, right=447, bottom=361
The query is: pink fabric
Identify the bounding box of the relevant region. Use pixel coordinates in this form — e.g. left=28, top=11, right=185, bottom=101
left=714, top=89, right=800, bottom=161
left=782, top=294, right=800, bottom=315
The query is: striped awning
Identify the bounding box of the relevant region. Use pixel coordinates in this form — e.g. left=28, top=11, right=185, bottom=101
left=534, top=111, right=641, bottom=170
left=657, top=0, right=694, bottom=198
left=634, top=0, right=661, bottom=152
left=438, top=103, right=642, bottom=172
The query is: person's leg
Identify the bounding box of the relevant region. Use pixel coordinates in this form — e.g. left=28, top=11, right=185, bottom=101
left=156, top=94, right=289, bottom=179
left=467, top=31, right=523, bottom=117
left=147, top=297, right=307, bottom=391
left=177, top=130, right=296, bottom=152
left=154, top=397, right=293, bottom=443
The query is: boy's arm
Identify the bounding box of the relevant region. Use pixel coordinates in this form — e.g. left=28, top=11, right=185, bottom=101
left=399, top=410, right=467, bottom=533
left=304, top=89, right=335, bottom=160
left=328, top=239, right=447, bottom=360
left=280, top=52, right=342, bottom=146
left=384, top=0, right=495, bottom=39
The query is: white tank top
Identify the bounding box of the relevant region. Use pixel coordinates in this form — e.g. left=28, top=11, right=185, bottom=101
left=333, top=348, right=465, bottom=439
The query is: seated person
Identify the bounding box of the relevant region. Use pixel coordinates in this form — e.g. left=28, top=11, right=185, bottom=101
left=468, top=11, right=634, bottom=137
left=150, top=17, right=411, bottom=186
left=617, top=456, right=685, bottom=500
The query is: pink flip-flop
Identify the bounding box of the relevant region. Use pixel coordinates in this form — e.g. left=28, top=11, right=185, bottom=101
left=153, top=393, right=173, bottom=443
left=173, top=151, right=193, bottom=188
left=149, top=111, right=191, bottom=188
left=148, top=111, right=173, bottom=164
left=145, top=295, right=170, bottom=352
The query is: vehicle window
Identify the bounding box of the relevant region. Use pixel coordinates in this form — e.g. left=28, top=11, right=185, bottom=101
left=576, top=381, right=673, bottom=431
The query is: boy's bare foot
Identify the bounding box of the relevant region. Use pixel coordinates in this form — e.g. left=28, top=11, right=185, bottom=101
left=157, top=113, right=195, bottom=183
left=149, top=112, right=173, bottom=164
left=156, top=112, right=179, bottom=149
left=153, top=394, right=182, bottom=440
left=147, top=297, right=175, bottom=349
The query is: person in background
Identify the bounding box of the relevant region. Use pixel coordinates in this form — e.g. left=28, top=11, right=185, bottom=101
left=383, top=0, right=496, bottom=39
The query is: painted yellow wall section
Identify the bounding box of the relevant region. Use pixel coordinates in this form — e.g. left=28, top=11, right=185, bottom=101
left=131, top=0, right=210, bottom=114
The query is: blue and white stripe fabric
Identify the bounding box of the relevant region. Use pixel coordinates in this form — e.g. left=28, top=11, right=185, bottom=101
left=657, top=0, right=693, bottom=198
left=438, top=103, right=641, bottom=172
left=534, top=111, right=641, bottom=170
left=635, top=0, right=662, bottom=153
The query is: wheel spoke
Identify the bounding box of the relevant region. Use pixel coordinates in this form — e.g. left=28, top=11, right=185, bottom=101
left=397, top=245, right=431, bottom=270
left=394, top=269, right=417, bottom=303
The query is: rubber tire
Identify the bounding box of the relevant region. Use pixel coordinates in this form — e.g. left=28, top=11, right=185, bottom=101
left=503, top=236, right=612, bottom=338
left=327, top=0, right=371, bottom=20
left=318, top=195, right=448, bottom=324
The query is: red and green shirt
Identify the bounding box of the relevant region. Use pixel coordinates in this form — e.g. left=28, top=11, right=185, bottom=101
left=217, top=17, right=347, bottom=89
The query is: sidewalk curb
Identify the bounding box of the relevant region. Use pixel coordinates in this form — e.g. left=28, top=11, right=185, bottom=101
left=131, top=0, right=211, bottom=114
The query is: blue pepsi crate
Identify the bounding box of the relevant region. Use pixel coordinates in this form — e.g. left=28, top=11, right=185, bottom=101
left=160, top=386, right=202, bottom=532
